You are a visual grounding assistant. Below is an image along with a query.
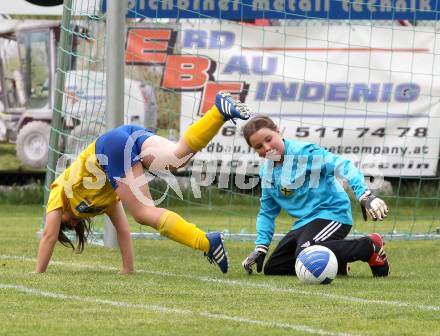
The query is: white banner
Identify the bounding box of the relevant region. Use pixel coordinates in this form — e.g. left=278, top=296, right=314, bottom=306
left=180, top=22, right=440, bottom=177
left=0, top=1, right=63, bottom=15
left=0, top=0, right=99, bottom=15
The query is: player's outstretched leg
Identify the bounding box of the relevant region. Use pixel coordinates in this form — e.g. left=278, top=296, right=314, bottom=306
left=205, top=232, right=229, bottom=274
left=368, top=233, right=390, bottom=277
left=215, top=91, right=251, bottom=123
left=182, top=91, right=250, bottom=153
left=155, top=210, right=228, bottom=274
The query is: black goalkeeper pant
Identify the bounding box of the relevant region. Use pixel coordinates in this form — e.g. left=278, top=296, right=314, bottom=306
left=264, top=218, right=374, bottom=276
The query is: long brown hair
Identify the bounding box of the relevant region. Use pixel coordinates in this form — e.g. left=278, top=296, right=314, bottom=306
left=58, top=218, right=92, bottom=253
left=241, top=115, right=278, bottom=147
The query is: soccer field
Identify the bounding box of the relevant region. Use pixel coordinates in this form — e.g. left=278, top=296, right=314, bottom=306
left=1, top=205, right=439, bottom=336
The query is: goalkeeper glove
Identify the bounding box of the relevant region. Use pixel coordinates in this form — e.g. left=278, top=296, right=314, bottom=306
left=359, top=190, right=389, bottom=221
left=242, top=245, right=268, bottom=274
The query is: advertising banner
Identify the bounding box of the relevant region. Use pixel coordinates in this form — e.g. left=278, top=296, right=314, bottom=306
left=150, top=22, right=440, bottom=177
left=103, top=0, right=440, bottom=20
left=0, top=1, right=62, bottom=15
left=0, top=0, right=97, bottom=15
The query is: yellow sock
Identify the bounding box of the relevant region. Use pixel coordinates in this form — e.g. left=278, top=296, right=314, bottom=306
left=158, top=210, right=210, bottom=253
left=183, top=105, right=224, bottom=151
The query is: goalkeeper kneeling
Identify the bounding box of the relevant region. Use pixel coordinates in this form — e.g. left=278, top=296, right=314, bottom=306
left=240, top=115, right=389, bottom=277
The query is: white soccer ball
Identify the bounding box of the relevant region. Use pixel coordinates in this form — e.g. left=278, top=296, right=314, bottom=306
left=295, top=245, right=338, bottom=284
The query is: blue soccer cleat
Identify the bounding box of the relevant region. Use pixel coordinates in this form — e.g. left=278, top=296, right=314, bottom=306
left=205, top=232, right=229, bottom=274
left=215, top=91, right=251, bottom=124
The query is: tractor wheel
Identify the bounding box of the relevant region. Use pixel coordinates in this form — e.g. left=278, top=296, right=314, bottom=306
left=16, top=121, right=51, bottom=169
left=65, top=124, right=103, bottom=156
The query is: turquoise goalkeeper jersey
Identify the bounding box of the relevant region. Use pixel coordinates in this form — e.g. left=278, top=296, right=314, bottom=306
left=255, top=139, right=368, bottom=247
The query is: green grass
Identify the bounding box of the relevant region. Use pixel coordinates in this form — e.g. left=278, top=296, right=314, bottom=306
left=0, top=143, right=21, bottom=171
left=0, top=143, right=45, bottom=172
left=0, top=205, right=439, bottom=336
left=0, top=183, right=44, bottom=204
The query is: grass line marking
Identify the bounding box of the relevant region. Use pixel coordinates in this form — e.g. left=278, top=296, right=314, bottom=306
left=2, top=254, right=439, bottom=313
left=0, top=283, right=353, bottom=336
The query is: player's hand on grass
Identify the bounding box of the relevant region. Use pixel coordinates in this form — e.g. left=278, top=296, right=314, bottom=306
left=359, top=190, right=388, bottom=221
left=242, top=245, right=268, bottom=274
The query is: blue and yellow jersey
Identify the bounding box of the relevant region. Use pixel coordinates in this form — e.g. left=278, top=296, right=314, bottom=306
left=46, top=141, right=119, bottom=218
left=46, top=125, right=155, bottom=218
left=255, top=139, right=368, bottom=247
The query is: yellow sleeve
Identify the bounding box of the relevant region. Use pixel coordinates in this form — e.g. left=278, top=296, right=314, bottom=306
left=46, top=182, right=66, bottom=214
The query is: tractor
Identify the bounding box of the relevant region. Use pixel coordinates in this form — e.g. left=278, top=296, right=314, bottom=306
left=0, top=20, right=59, bottom=168
left=0, top=20, right=157, bottom=169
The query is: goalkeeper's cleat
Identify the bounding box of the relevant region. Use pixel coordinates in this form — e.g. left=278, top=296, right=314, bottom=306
left=337, top=262, right=350, bottom=276
left=215, top=91, right=251, bottom=124
left=368, top=233, right=390, bottom=277
left=205, top=232, right=229, bottom=274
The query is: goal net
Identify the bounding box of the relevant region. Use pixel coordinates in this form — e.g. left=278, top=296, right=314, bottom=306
left=45, top=0, right=440, bottom=241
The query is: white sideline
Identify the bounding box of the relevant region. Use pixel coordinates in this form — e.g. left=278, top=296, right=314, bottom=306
left=0, top=283, right=353, bottom=336
left=2, top=254, right=440, bottom=313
